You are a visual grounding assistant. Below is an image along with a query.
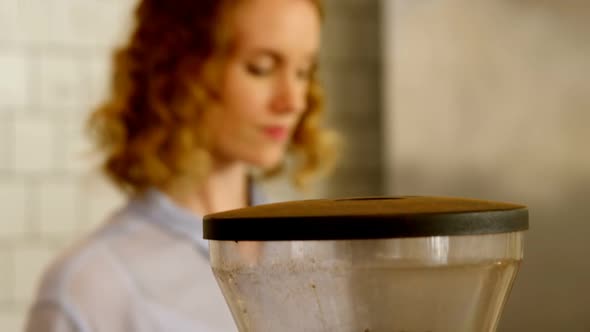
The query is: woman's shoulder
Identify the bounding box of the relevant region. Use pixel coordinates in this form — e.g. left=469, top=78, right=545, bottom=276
left=31, top=201, right=149, bottom=307
left=26, top=206, right=144, bottom=330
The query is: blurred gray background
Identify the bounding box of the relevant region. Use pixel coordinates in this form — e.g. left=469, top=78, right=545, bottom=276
left=385, top=1, right=590, bottom=330
left=0, top=0, right=589, bottom=330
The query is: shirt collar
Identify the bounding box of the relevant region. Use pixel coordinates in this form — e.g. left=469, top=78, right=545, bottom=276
left=130, top=183, right=266, bottom=255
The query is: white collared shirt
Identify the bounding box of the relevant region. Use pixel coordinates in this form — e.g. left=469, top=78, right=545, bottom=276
left=25, top=187, right=266, bottom=332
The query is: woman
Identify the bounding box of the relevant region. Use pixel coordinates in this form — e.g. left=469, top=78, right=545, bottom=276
left=25, top=0, right=336, bottom=331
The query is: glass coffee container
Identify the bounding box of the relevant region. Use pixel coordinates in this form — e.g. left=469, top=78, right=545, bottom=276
left=204, top=196, right=529, bottom=332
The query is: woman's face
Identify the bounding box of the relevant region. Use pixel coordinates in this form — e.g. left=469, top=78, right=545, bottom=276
left=205, top=0, right=320, bottom=169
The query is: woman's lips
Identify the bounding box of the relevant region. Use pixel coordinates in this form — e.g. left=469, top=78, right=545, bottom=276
left=262, top=126, right=289, bottom=141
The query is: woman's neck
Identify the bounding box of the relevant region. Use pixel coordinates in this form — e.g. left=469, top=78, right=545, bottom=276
left=165, top=162, right=249, bottom=216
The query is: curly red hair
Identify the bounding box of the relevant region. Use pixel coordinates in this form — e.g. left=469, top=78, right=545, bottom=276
left=87, top=0, right=338, bottom=195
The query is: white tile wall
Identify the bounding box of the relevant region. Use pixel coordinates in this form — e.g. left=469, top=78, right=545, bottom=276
left=0, top=0, right=138, bottom=328
left=0, top=310, right=24, bottom=332
left=38, top=179, right=80, bottom=237
left=13, top=115, right=56, bottom=173
left=0, top=52, right=29, bottom=109
left=0, top=249, right=12, bottom=303
left=58, top=114, right=94, bottom=174
left=0, top=0, right=18, bottom=42
left=0, top=116, right=10, bottom=171
left=0, top=179, right=29, bottom=238
left=39, top=54, right=86, bottom=111
left=47, top=0, right=134, bottom=48
left=80, top=176, right=124, bottom=233
left=18, top=0, right=53, bottom=44
left=13, top=245, right=55, bottom=303
left=85, top=55, right=112, bottom=111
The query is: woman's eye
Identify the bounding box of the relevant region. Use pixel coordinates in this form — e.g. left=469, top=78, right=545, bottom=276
left=246, top=61, right=274, bottom=77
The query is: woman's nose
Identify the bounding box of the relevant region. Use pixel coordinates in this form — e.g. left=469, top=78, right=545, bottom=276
left=271, top=73, right=307, bottom=115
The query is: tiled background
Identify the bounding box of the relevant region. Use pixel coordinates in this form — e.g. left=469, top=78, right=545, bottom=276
left=0, top=1, right=134, bottom=329
left=0, top=0, right=384, bottom=330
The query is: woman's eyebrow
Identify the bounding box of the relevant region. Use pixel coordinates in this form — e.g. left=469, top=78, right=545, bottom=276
left=245, top=47, right=318, bottom=67
left=246, top=48, right=283, bottom=63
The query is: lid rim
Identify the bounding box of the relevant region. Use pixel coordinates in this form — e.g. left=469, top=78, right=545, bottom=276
left=203, top=208, right=529, bottom=241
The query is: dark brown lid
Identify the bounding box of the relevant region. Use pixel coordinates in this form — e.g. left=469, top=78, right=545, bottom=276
left=203, top=196, right=529, bottom=241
